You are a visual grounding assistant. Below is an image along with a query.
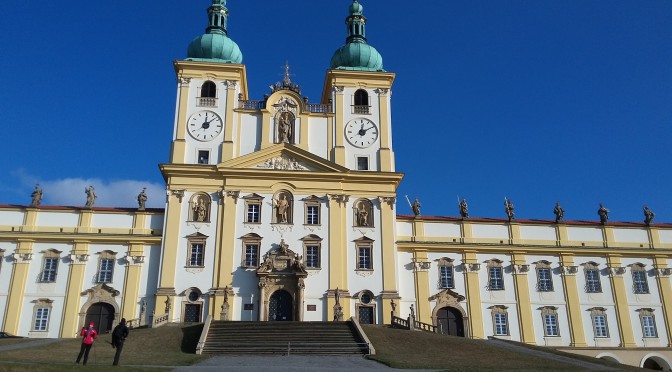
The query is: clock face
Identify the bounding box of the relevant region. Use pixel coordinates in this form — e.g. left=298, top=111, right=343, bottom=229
left=188, top=110, right=223, bottom=141
left=345, top=118, right=378, bottom=148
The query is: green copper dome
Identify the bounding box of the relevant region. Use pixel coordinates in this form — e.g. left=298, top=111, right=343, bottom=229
left=330, top=1, right=384, bottom=72
left=187, top=0, right=243, bottom=64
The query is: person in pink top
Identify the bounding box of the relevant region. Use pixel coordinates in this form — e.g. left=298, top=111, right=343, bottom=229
left=75, top=322, right=98, bottom=365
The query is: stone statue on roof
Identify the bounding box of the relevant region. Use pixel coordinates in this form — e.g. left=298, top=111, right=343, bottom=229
left=137, top=188, right=147, bottom=211
left=598, top=203, right=609, bottom=224
left=459, top=197, right=469, bottom=219
left=504, top=198, right=515, bottom=221
left=85, top=186, right=96, bottom=208
left=30, top=184, right=43, bottom=207
left=553, top=202, right=564, bottom=223
left=643, top=205, right=655, bottom=226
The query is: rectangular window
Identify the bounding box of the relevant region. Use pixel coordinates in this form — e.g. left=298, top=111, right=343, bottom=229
left=593, top=315, right=608, bottom=337
left=244, top=244, right=259, bottom=268
left=98, top=258, right=114, bottom=283
left=439, top=266, right=454, bottom=289
left=198, top=150, right=210, bottom=165
left=642, top=316, right=657, bottom=337
left=489, top=267, right=504, bottom=290
left=494, top=313, right=508, bottom=336
left=246, top=204, right=260, bottom=223
left=358, top=246, right=372, bottom=270
left=544, top=314, right=559, bottom=336
left=305, top=245, right=320, bottom=268
left=633, top=271, right=649, bottom=294
left=537, top=268, right=553, bottom=292
left=585, top=269, right=602, bottom=293
left=306, top=205, right=319, bottom=225
left=189, top=243, right=204, bottom=267
left=357, top=156, right=369, bottom=171
left=33, top=308, right=49, bottom=331
left=41, top=257, right=58, bottom=282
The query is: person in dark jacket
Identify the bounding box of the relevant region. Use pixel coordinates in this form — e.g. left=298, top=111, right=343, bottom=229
left=111, top=318, right=129, bottom=366
left=76, top=322, right=98, bottom=365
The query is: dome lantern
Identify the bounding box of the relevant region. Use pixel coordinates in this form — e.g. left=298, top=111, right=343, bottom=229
left=187, top=0, right=243, bottom=64
left=330, top=0, right=384, bottom=72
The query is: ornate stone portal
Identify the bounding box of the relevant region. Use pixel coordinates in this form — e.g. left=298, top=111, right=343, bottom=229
left=429, top=289, right=470, bottom=337
left=256, top=240, right=308, bottom=321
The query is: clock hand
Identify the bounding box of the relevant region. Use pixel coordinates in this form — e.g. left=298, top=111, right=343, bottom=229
left=362, top=126, right=376, bottom=132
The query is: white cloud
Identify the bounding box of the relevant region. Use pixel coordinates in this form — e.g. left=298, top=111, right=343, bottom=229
left=11, top=171, right=165, bottom=209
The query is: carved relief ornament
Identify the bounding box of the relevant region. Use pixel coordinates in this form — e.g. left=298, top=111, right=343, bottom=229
left=328, top=194, right=350, bottom=205
left=223, top=80, right=238, bottom=89
left=462, top=263, right=481, bottom=273
left=561, top=265, right=579, bottom=276
left=178, top=77, right=191, bottom=86
left=512, top=264, right=530, bottom=274
left=413, top=261, right=431, bottom=272
left=608, top=266, right=627, bottom=276
left=255, top=155, right=310, bottom=171
left=374, top=88, right=389, bottom=96
left=377, top=196, right=396, bottom=207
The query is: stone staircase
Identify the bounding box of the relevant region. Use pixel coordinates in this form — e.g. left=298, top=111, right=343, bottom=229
left=200, top=321, right=370, bottom=355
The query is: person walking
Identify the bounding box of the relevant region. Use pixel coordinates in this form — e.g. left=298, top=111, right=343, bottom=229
left=111, top=318, right=129, bottom=366
left=76, top=322, right=98, bottom=365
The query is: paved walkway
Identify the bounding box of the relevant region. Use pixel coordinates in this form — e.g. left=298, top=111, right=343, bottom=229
left=173, top=355, right=433, bottom=371
left=486, top=338, right=618, bottom=371
left=0, top=338, right=63, bottom=353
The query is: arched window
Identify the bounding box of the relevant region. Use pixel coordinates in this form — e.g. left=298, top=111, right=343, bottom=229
left=353, top=89, right=369, bottom=114
left=201, top=81, right=217, bottom=98
left=189, top=193, right=212, bottom=223
left=353, top=199, right=373, bottom=227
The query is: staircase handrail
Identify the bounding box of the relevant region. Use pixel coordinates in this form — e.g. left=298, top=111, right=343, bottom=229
left=391, top=315, right=409, bottom=329
left=196, top=315, right=213, bottom=355
left=152, top=312, right=169, bottom=328
left=413, top=318, right=437, bottom=333
left=125, top=317, right=142, bottom=329
left=348, top=316, right=376, bottom=355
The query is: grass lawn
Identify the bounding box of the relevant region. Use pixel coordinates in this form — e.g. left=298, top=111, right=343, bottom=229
left=0, top=338, right=35, bottom=346
left=362, top=325, right=640, bottom=371
left=0, top=324, right=207, bottom=371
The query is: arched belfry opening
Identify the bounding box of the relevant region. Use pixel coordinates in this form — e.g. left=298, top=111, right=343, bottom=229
left=256, top=239, right=307, bottom=321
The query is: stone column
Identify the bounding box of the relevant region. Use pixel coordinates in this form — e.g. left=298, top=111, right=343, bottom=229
left=511, top=252, right=536, bottom=344
left=653, top=257, right=672, bottom=346
left=212, top=191, right=239, bottom=319
left=327, top=194, right=348, bottom=321
left=559, top=254, right=587, bottom=347
left=333, top=86, right=346, bottom=166
left=121, top=249, right=144, bottom=322
left=60, top=245, right=89, bottom=337
left=379, top=196, right=399, bottom=324
left=2, top=244, right=33, bottom=334
left=607, top=255, right=637, bottom=347
left=221, top=80, right=238, bottom=160
left=170, top=77, right=191, bottom=163
left=412, top=250, right=431, bottom=324
left=462, top=251, right=484, bottom=339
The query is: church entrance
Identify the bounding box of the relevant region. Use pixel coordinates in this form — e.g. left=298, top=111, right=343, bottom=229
left=269, top=290, right=293, bottom=321
left=85, top=302, right=115, bottom=333
left=184, top=303, right=202, bottom=323
left=437, top=307, right=464, bottom=337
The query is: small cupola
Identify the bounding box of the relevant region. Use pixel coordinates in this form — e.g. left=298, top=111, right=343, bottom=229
left=187, top=0, right=243, bottom=64
left=330, top=0, right=384, bottom=71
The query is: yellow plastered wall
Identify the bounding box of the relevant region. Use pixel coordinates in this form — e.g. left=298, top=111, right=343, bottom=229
left=2, top=241, right=33, bottom=334
left=607, top=255, right=637, bottom=347
left=559, top=254, right=587, bottom=347
left=59, top=242, right=89, bottom=338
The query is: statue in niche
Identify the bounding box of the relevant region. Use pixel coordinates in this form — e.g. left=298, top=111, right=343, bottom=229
left=276, top=112, right=293, bottom=144
left=643, top=205, right=655, bottom=226
left=459, top=197, right=469, bottom=219
left=30, top=184, right=43, bottom=207
left=598, top=203, right=609, bottom=224
left=193, top=197, right=208, bottom=222
left=137, top=188, right=147, bottom=210
left=553, top=202, right=564, bottom=223
left=356, top=201, right=369, bottom=227
left=504, top=198, right=515, bottom=221
left=85, top=186, right=97, bottom=208
left=274, top=193, right=290, bottom=223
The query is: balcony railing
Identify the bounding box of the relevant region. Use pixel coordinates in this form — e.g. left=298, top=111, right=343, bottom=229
left=352, top=105, right=370, bottom=114
left=238, top=99, right=333, bottom=113
left=306, top=103, right=332, bottom=113
left=238, top=100, right=266, bottom=110
left=197, top=97, right=217, bottom=107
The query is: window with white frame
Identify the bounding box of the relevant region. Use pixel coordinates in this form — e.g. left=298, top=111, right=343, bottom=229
left=583, top=262, right=602, bottom=293
left=302, top=196, right=322, bottom=225
left=541, top=307, right=560, bottom=337
left=186, top=233, right=208, bottom=267
left=487, top=259, right=504, bottom=290
left=301, top=234, right=322, bottom=269
left=631, top=263, right=649, bottom=294
left=32, top=299, right=53, bottom=332
left=40, top=249, right=61, bottom=283
left=638, top=308, right=658, bottom=338
left=241, top=233, right=262, bottom=268
left=243, top=194, right=263, bottom=224
left=589, top=307, right=609, bottom=338
left=356, top=156, right=369, bottom=171
left=355, top=237, right=374, bottom=271
left=437, top=258, right=455, bottom=289
left=97, top=251, right=116, bottom=283
left=490, top=305, right=509, bottom=336
left=535, top=261, right=553, bottom=292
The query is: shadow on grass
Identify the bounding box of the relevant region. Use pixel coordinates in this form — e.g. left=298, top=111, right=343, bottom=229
left=180, top=323, right=204, bottom=354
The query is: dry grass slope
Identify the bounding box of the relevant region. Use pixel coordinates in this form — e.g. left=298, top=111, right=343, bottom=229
left=362, top=325, right=642, bottom=371
left=0, top=324, right=206, bottom=371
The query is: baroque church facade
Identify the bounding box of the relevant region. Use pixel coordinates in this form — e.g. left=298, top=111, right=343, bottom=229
left=1, top=1, right=672, bottom=369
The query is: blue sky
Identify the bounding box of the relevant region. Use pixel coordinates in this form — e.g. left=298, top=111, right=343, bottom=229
left=0, top=1, right=670, bottom=223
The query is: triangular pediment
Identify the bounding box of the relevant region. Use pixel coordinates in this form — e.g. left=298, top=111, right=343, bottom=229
left=429, top=289, right=465, bottom=303
left=219, top=144, right=350, bottom=173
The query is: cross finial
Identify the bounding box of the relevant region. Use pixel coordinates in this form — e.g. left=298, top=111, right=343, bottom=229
left=282, top=61, right=292, bottom=85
